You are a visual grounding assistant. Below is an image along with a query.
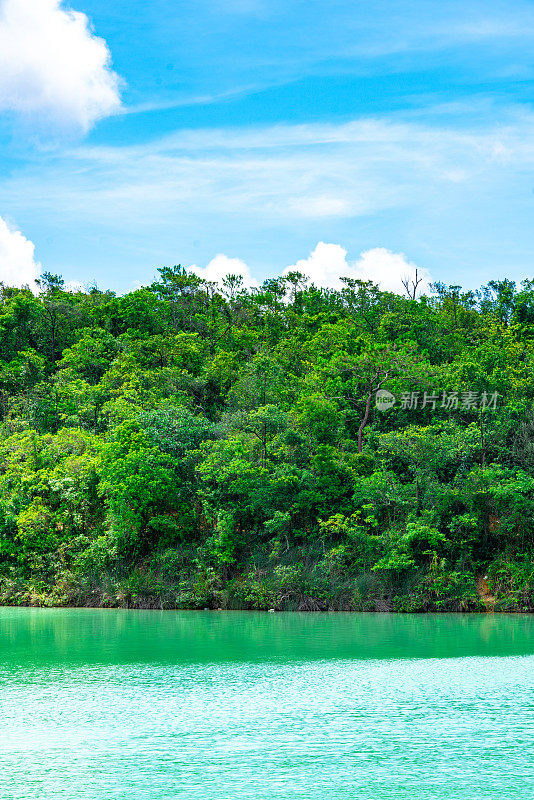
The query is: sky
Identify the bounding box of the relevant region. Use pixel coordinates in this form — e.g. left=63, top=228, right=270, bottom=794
left=1, top=0, right=534, bottom=293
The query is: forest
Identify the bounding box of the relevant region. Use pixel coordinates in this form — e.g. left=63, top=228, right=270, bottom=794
left=0, top=267, right=533, bottom=611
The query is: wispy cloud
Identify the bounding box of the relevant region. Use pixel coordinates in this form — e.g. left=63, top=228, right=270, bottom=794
left=2, top=107, right=534, bottom=288
left=121, top=86, right=260, bottom=117
left=7, top=110, right=530, bottom=226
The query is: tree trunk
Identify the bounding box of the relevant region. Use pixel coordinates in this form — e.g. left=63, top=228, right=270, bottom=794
left=357, top=390, right=373, bottom=453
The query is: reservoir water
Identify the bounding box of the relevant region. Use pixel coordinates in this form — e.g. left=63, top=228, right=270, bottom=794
left=0, top=609, right=532, bottom=799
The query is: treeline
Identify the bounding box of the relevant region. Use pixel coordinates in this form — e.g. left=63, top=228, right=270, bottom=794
left=1, top=268, right=534, bottom=610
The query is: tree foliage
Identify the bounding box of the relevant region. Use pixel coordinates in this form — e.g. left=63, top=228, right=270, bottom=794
left=0, top=270, right=533, bottom=610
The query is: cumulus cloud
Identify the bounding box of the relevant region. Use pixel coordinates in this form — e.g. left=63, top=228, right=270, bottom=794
left=0, top=216, right=40, bottom=288
left=190, top=253, right=259, bottom=289
left=283, top=242, right=432, bottom=295
left=283, top=242, right=351, bottom=289
left=191, top=243, right=432, bottom=296
left=0, top=0, right=121, bottom=130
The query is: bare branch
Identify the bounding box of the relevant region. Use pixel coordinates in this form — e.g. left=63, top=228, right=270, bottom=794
left=402, top=268, right=424, bottom=300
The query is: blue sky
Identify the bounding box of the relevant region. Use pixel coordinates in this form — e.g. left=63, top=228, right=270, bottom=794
left=1, top=0, right=534, bottom=292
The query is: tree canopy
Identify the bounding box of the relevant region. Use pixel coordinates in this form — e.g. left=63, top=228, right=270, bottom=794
left=0, top=269, right=533, bottom=611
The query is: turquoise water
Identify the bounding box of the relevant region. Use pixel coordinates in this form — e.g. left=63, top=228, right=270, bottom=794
left=0, top=610, right=533, bottom=799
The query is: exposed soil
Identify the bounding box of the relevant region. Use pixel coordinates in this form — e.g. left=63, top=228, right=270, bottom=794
left=477, top=575, right=496, bottom=611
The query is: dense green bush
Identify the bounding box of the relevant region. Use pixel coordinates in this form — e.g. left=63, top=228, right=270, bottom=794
left=0, top=269, right=533, bottom=610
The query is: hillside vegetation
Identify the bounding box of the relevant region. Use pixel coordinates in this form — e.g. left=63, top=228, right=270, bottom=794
left=1, top=268, right=533, bottom=611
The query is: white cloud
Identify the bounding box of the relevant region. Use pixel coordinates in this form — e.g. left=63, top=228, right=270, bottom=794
left=283, top=242, right=350, bottom=288
left=283, top=242, right=432, bottom=295
left=289, top=196, right=352, bottom=218
left=0, top=216, right=40, bottom=288
left=190, top=243, right=431, bottom=296
left=3, top=113, right=531, bottom=233
left=190, top=253, right=259, bottom=289
left=2, top=111, right=534, bottom=285
left=0, top=0, right=121, bottom=130
left=350, top=247, right=433, bottom=295
left=25, top=111, right=532, bottom=234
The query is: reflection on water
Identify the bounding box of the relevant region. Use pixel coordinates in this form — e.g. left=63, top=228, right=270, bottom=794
left=0, top=610, right=533, bottom=799
left=0, top=608, right=533, bottom=665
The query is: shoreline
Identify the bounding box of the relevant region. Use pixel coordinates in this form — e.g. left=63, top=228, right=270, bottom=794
left=1, top=599, right=532, bottom=613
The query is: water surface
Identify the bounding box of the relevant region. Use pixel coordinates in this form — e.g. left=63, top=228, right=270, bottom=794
left=0, top=610, right=532, bottom=799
